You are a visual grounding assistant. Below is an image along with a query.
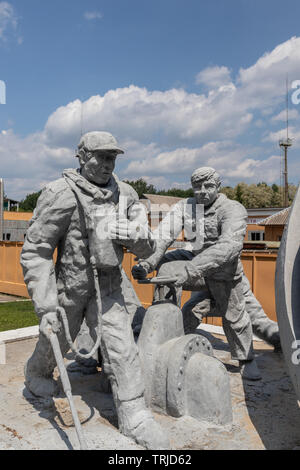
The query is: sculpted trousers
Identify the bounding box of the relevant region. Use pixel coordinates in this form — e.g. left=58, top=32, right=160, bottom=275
left=25, top=268, right=145, bottom=402
left=242, top=276, right=279, bottom=343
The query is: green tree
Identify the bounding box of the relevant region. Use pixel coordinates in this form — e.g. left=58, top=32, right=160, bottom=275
left=288, top=184, right=298, bottom=205
left=123, top=178, right=157, bottom=198
left=220, top=186, right=235, bottom=200
left=157, top=188, right=194, bottom=198
left=235, top=184, right=244, bottom=204
left=19, top=191, right=42, bottom=212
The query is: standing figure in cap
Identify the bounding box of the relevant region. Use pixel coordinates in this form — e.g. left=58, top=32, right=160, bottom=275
left=21, top=131, right=170, bottom=449
left=133, top=167, right=280, bottom=380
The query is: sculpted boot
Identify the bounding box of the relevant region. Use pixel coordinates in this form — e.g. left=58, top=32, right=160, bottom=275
left=258, top=324, right=281, bottom=351
left=239, top=359, right=261, bottom=381
left=117, top=396, right=170, bottom=450
left=24, top=360, right=59, bottom=398
left=24, top=337, right=59, bottom=398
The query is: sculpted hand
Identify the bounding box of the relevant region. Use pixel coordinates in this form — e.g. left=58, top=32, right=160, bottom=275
left=40, top=311, right=62, bottom=338
left=132, top=260, right=152, bottom=280
left=172, top=267, right=188, bottom=287
left=109, top=217, right=147, bottom=241
left=158, top=262, right=189, bottom=287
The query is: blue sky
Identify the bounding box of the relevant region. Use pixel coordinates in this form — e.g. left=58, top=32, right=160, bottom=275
left=0, top=0, right=300, bottom=199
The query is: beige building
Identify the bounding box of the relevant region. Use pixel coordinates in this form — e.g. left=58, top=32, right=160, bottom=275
left=259, top=207, right=290, bottom=242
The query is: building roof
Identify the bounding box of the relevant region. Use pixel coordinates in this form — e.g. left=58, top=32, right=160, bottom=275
left=4, top=198, right=20, bottom=204
left=141, top=194, right=183, bottom=207
left=247, top=207, right=285, bottom=217
left=259, top=207, right=290, bottom=226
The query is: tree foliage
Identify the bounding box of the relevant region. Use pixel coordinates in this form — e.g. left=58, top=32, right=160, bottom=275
left=19, top=191, right=42, bottom=212
left=124, top=177, right=297, bottom=208
left=219, top=182, right=297, bottom=208
left=124, top=178, right=194, bottom=199
left=123, top=179, right=157, bottom=198
left=16, top=179, right=298, bottom=212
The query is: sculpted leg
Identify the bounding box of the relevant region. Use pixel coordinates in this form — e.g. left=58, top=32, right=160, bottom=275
left=207, top=278, right=261, bottom=380
left=181, top=290, right=211, bottom=334
left=242, top=275, right=281, bottom=349
left=100, top=286, right=170, bottom=449
left=120, top=268, right=146, bottom=336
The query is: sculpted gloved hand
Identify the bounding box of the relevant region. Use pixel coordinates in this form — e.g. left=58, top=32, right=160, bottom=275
left=39, top=311, right=62, bottom=338
left=158, top=262, right=189, bottom=287
left=109, top=218, right=149, bottom=241
left=132, top=260, right=153, bottom=280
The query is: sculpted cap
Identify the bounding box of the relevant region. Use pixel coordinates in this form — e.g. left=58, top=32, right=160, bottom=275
left=77, top=131, right=124, bottom=155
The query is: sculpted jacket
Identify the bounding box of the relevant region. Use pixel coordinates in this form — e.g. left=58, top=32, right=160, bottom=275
left=145, top=193, right=247, bottom=282
left=20, top=169, right=155, bottom=318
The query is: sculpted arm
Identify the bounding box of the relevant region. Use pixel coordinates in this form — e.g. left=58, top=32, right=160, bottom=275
left=123, top=199, right=156, bottom=259
left=131, top=201, right=185, bottom=280
left=20, top=184, right=76, bottom=319
left=186, top=202, right=247, bottom=280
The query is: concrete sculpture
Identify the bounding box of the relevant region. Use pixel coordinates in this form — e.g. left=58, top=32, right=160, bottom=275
left=136, top=276, right=232, bottom=425
left=21, top=141, right=246, bottom=448
left=275, top=185, right=300, bottom=400
left=20, top=131, right=170, bottom=450
left=133, top=167, right=280, bottom=381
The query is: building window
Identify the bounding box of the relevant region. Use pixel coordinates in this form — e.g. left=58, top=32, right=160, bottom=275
left=248, top=231, right=265, bottom=241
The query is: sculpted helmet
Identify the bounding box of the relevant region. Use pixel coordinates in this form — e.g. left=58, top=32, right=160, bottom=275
left=76, top=131, right=124, bottom=158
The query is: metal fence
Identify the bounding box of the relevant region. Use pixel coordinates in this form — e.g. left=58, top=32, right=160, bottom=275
left=0, top=242, right=278, bottom=324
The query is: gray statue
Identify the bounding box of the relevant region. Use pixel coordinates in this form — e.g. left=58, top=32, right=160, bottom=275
left=20, top=131, right=170, bottom=450
left=275, top=184, right=300, bottom=401
left=133, top=167, right=279, bottom=381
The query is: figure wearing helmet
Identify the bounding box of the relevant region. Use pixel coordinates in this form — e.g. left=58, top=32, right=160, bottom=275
left=21, top=131, right=170, bottom=449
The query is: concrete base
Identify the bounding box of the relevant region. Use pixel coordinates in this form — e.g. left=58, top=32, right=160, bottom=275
left=1, top=335, right=300, bottom=450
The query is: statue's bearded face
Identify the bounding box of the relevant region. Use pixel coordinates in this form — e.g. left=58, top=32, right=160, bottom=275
left=192, top=178, right=219, bottom=207
left=81, top=150, right=117, bottom=185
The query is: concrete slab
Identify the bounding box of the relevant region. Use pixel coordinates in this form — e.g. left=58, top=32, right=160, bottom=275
left=0, top=326, right=39, bottom=365
left=0, top=294, right=28, bottom=303
left=0, top=335, right=300, bottom=450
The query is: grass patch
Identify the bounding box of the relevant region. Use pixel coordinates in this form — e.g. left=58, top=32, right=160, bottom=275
left=0, top=301, right=38, bottom=332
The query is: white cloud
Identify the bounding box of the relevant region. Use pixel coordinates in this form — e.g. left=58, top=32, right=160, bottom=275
left=263, top=125, right=300, bottom=147
left=0, top=129, right=75, bottom=198
left=123, top=140, right=279, bottom=185
left=271, top=108, right=299, bottom=122
left=84, top=11, right=103, bottom=21
left=4, top=36, right=300, bottom=199
left=0, top=2, right=18, bottom=42
left=236, top=37, right=300, bottom=110
left=196, top=65, right=232, bottom=89
left=46, top=37, right=300, bottom=149
left=44, top=85, right=253, bottom=148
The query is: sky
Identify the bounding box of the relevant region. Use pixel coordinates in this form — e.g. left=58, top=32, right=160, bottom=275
left=0, top=0, right=300, bottom=200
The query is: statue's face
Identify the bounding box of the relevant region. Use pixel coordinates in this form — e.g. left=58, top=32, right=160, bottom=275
left=81, top=150, right=117, bottom=185
left=192, top=179, right=219, bottom=207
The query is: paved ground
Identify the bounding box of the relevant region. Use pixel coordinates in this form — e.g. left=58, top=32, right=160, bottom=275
left=0, top=332, right=300, bottom=450
left=0, top=294, right=28, bottom=303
